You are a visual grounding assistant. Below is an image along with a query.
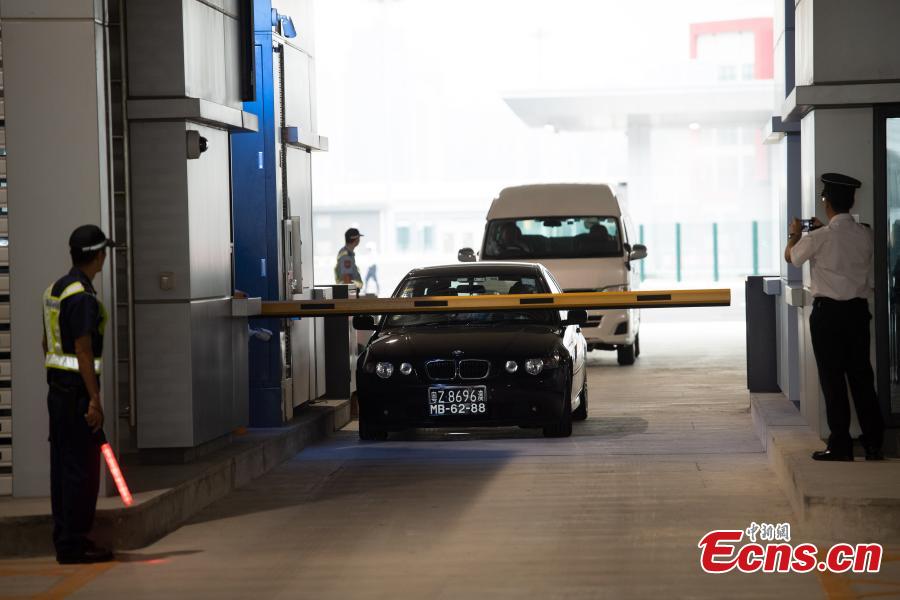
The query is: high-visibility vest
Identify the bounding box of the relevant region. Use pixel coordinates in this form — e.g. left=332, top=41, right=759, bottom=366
left=42, top=280, right=107, bottom=374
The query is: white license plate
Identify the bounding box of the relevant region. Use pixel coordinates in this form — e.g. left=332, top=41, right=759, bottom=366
left=428, top=386, right=487, bottom=416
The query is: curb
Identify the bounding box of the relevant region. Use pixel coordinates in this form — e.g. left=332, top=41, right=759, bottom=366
left=0, top=400, right=350, bottom=557
left=751, top=393, right=900, bottom=542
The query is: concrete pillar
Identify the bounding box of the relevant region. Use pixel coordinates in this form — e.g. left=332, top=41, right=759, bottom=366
left=773, top=0, right=802, bottom=404
left=125, top=0, right=255, bottom=451
left=1, top=0, right=115, bottom=496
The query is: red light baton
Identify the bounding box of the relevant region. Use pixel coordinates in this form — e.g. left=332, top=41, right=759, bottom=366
left=98, top=432, right=134, bottom=507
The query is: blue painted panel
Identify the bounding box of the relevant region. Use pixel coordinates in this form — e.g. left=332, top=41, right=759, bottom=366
left=231, top=23, right=284, bottom=426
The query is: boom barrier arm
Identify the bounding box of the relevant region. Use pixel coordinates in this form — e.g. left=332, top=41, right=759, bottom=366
left=259, top=288, right=731, bottom=318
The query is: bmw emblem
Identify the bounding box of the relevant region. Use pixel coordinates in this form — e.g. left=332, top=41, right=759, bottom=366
left=452, top=349, right=464, bottom=357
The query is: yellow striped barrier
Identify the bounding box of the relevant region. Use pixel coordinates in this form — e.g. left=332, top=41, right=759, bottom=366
left=260, top=288, right=731, bottom=318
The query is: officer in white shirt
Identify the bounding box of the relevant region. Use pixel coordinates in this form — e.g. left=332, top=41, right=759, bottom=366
left=785, top=173, right=883, bottom=461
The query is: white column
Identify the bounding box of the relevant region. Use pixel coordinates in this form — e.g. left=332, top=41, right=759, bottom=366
left=1, top=0, right=113, bottom=496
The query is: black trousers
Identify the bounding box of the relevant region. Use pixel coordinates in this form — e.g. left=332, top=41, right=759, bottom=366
left=809, top=297, right=884, bottom=453
left=47, top=380, right=100, bottom=557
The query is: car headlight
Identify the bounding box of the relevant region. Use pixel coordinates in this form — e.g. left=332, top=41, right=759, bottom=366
left=599, top=284, right=629, bottom=292
left=544, top=351, right=561, bottom=369
left=376, top=362, right=394, bottom=379
left=399, top=362, right=413, bottom=376
left=505, top=360, right=518, bottom=374
left=525, top=359, right=544, bottom=376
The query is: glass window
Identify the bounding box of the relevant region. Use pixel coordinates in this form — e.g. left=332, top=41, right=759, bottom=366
left=423, top=225, right=435, bottom=251
left=396, top=225, right=411, bottom=251
left=741, top=63, right=755, bottom=80
left=385, top=273, right=555, bottom=327
left=717, top=65, right=737, bottom=81
left=482, top=216, right=622, bottom=260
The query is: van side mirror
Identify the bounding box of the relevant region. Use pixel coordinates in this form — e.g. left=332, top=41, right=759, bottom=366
left=630, top=244, right=647, bottom=261
left=352, top=315, right=377, bottom=331
left=562, top=309, right=588, bottom=327
left=458, top=247, right=477, bottom=262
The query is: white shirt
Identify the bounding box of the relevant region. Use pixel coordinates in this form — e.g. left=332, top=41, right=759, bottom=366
left=790, top=213, right=874, bottom=300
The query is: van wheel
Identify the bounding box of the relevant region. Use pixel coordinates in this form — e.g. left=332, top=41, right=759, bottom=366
left=635, top=334, right=641, bottom=357
left=617, top=343, right=636, bottom=366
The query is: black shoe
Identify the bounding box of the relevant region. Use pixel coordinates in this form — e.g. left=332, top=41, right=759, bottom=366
left=865, top=449, right=885, bottom=461
left=812, top=449, right=854, bottom=462
left=57, top=547, right=114, bottom=564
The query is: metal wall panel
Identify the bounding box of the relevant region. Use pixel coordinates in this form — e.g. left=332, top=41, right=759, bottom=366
left=285, top=147, right=313, bottom=289
left=183, top=0, right=227, bottom=103
left=290, top=312, right=312, bottom=408
left=189, top=298, right=234, bottom=443
left=283, top=45, right=311, bottom=132
left=136, top=302, right=195, bottom=448
left=232, top=317, right=249, bottom=429
left=125, top=0, right=241, bottom=109
left=186, top=123, right=233, bottom=299
left=0, top=0, right=98, bottom=20
left=130, top=121, right=231, bottom=301
left=125, top=1, right=187, bottom=99
left=136, top=298, right=237, bottom=448
left=129, top=121, right=191, bottom=301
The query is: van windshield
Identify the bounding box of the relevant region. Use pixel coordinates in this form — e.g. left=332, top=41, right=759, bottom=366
left=482, top=216, right=622, bottom=260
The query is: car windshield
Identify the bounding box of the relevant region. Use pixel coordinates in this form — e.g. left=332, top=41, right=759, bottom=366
left=482, top=216, right=622, bottom=260
left=384, top=273, right=557, bottom=328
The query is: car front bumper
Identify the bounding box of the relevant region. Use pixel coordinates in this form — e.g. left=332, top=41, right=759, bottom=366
left=357, top=369, right=569, bottom=431
left=580, top=308, right=637, bottom=346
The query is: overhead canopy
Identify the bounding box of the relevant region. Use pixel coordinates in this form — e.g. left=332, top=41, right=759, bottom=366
left=503, top=80, right=774, bottom=131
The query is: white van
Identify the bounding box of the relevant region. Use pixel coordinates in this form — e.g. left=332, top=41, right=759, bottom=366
left=459, top=183, right=647, bottom=365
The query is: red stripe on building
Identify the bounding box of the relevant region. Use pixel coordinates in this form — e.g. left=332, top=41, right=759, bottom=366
left=689, top=18, right=774, bottom=80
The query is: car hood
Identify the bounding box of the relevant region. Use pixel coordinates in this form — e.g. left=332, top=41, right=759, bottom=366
left=366, top=325, right=562, bottom=360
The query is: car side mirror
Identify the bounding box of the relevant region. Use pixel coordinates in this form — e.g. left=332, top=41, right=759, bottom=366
left=458, top=247, right=477, bottom=262
left=630, top=244, right=647, bottom=261
left=562, top=309, right=588, bottom=327
left=352, top=315, right=377, bottom=331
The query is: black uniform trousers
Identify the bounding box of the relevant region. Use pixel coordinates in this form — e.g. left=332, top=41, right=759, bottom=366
left=809, top=297, right=884, bottom=454
left=47, top=379, right=100, bottom=557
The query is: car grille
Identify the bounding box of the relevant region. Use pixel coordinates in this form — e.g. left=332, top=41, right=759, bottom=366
left=458, top=359, right=490, bottom=380
left=425, top=360, right=455, bottom=380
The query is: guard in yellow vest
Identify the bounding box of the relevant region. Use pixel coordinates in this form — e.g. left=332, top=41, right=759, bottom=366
left=42, top=225, right=115, bottom=564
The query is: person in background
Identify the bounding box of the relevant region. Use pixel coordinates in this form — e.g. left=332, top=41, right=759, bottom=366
left=335, top=228, right=364, bottom=290
left=785, top=172, right=883, bottom=461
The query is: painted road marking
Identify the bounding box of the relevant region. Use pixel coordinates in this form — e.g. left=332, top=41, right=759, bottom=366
left=0, top=559, right=115, bottom=599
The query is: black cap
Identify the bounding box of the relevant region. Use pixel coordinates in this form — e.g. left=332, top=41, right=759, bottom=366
left=344, top=227, right=363, bottom=243
left=820, top=173, right=861, bottom=189
left=69, top=225, right=117, bottom=252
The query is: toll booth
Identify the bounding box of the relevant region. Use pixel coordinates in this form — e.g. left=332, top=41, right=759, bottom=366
left=231, top=0, right=328, bottom=426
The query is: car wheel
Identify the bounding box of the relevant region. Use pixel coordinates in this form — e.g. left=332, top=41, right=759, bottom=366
left=543, top=385, right=573, bottom=438
left=617, top=343, right=636, bottom=366
left=572, top=380, right=588, bottom=421
left=635, top=333, right=641, bottom=357
left=358, top=416, right=388, bottom=441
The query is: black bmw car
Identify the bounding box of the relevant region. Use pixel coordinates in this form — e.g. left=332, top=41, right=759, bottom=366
left=353, top=262, right=588, bottom=440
